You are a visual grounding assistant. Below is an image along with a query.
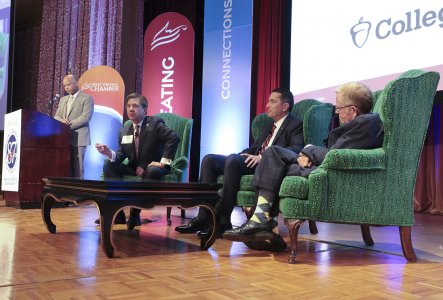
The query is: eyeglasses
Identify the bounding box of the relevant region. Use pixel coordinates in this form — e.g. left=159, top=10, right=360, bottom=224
left=335, top=105, right=355, bottom=113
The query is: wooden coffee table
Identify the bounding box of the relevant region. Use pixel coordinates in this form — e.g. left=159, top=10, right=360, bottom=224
left=41, top=177, right=222, bottom=258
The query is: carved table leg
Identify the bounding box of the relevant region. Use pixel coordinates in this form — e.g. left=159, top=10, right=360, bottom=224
left=399, top=226, right=417, bottom=263
left=41, top=194, right=57, bottom=234
left=99, top=209, right=117, bottom=258
left=285, top=218, right=305, bottom=264
left=199, top=204, right=218, bottom=250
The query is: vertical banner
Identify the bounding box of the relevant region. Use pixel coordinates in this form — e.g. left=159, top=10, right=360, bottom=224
left=2, top=110, right=22, bottom=191
left=200, top=0, right=253, bottom=162
left=142, top=12, right=195, bottom=118
left=78, top=66, right=125, bottom=179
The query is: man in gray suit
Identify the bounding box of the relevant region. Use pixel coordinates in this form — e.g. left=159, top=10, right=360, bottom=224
left=54, top=74, right=94, bottom=179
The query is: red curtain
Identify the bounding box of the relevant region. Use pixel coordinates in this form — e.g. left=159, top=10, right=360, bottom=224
left=414, top=104, right=443, bottom=214
left=251, top=0, right=287, bottom=116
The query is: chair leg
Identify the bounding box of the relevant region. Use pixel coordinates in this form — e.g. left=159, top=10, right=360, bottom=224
left=308, top=221, right=318, bottom=234
left=285, top=218, right=305, bottom=264
left=166, top=207, right=172, bottom=225
left=243, top=206, right=255, bottom=219
left=399, top=226, right=417, bottom=262
left=361, top=225, right=374, bottom=246
left=180, top=209, right=186, bottom=219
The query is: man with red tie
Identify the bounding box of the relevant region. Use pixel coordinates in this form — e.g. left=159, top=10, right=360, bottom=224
left=175, top=88, right=304, bottom=238
left=96, top=93, right=179, bottom=227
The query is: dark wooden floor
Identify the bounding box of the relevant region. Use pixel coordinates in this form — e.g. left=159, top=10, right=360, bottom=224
left=0, top=202, right=442, bottom=299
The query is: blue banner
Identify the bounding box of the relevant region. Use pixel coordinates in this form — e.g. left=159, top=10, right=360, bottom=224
left=201, top=0, right=253, bottom=162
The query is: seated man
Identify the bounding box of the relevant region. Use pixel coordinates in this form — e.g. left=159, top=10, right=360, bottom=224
left=175, top=88, right=304, bottom=237
left=96, top=93, right=180, bottom=227
left=223, top=82, right=384, bottom=252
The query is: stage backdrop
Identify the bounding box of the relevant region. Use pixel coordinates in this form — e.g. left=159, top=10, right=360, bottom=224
left=78, top=66, right=125, bottom=179
left=200, top=0, right=253, bottom=162
left=142, top=12, right=194, bottom=118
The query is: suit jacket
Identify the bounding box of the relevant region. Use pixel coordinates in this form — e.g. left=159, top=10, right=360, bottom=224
left=241, top=114, right=304, bottom=155
left=301, top=113, right=384, bottom=166
left=115, top=116, right=180, bottom=169
left=54, top=91, right=94, bottom=147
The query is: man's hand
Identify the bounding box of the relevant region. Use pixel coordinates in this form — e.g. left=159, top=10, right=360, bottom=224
left=241, top=153, right=261, bottom=168
left=136, top=166, right=144, bottom=177
left=297, top=153, right=312, bottom=168
left=95, top=143, right=112, bottom=158
left=60, top=118, right=71, bottom=125
left=148, top=161, right=165, bottom=168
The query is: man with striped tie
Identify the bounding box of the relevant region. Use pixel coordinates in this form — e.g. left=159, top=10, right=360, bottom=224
left=175, top=88, right=304, bottom=238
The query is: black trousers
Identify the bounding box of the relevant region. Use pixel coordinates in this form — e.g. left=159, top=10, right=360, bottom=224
left=103, top=160, right=169, bottom=180
left=252, top=145, right=318, bottom=194
left=197, top=153, right=256, bottom=221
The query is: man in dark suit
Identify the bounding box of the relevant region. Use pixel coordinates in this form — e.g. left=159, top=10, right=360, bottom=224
left=175, top=88, right=304, bottom=237
left=223, top=82, right=384, bottom=252
left=95, top=93, right=180, bottom=226
left=54, top=74, right=94, bottom=178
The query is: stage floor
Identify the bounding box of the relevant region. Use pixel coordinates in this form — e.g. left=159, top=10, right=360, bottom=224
left=0, top=204, right=442, bottom=299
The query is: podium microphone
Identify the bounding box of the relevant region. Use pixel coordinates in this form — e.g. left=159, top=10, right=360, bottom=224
left=47, top=93, right=60, bottom=115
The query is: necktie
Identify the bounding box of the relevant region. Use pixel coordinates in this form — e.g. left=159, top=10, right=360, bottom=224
left=66, top=95, right=74, bottom=117
left=259, top=124, right=276, bottom=155
left=134, top=125, right=140, bottom=158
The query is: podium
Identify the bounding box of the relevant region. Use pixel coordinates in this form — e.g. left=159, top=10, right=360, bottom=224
left=2, top=110, right=71, bottom=208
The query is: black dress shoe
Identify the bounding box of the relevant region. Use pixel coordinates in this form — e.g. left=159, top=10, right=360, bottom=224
left=196, top=222, right=233, bottom=239
left=175, top=217, right=207, bottom=233
left=95, top=210, right=126, bottom=225
left=127, top=212, right=142, bottom=230
left=223, top=220, right=273, bottom=242
left=244, top=234, right=287, bottom=252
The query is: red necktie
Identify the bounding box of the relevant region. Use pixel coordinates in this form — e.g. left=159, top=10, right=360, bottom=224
left=259, top=124, right=276, bottom=155
left=134, top=125, right=140, bottom=158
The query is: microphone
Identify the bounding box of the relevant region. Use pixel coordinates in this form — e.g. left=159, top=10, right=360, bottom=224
left=51, top=93, right=61, bottom=103
left=47, top=93, right=60, bottom=115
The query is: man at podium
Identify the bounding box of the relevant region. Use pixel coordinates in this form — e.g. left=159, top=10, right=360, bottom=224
left=54, top=74, right=94, bottom=178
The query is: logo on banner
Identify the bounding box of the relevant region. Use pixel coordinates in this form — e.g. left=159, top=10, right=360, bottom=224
left=151, top=21, right=188, bottom=51
left=143, top=12, right=195, bottom=118
left=351, top=5, right=443, bottom=48
left=4, top=131, right=18, bottom=171
left=80, top=82, right=120, bottom=92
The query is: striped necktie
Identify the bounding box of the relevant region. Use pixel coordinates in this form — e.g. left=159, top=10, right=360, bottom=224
left=259, top=124, right=276, bottom=155
left=134, top=125, right=140, bottom=158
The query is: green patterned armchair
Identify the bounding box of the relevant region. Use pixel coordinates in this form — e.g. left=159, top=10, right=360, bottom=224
left=279, top=69, right=440, bottom=263
left=225, top=99, right=334, bottom=232
left=122, top=113, right=193, bottom=225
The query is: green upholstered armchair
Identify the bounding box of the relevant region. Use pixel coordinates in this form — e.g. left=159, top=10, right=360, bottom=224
left=121, top=113, right=193, bottom=225
left=229, top=99, right=334, bottom=234
left=279, top=69, right=440, bottom=263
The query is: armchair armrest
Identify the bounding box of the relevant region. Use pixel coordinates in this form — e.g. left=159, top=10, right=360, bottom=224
left=171, top=156, right=189, bottom=171
left=320, top=148, right=386, bottom=170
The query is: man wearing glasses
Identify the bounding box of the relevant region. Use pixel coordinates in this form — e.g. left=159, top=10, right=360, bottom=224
left=95, top=93, right=179, bottom=227
left=223, top=82, right=384, bottom=252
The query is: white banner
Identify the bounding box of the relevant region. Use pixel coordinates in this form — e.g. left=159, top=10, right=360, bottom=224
left=2, top=109, right=22, bottom=191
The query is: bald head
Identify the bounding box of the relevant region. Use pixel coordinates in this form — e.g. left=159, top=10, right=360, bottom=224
left=63, top=74, right=79, bottom=95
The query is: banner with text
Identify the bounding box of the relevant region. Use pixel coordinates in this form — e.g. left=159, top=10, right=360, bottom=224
left=78, top=66, right=125, bottom=179
left=200, top=0, right=253, bottom=161
left=142, top=12, right=195, bottom=118
left=2, top=110, right=22, bottom=191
